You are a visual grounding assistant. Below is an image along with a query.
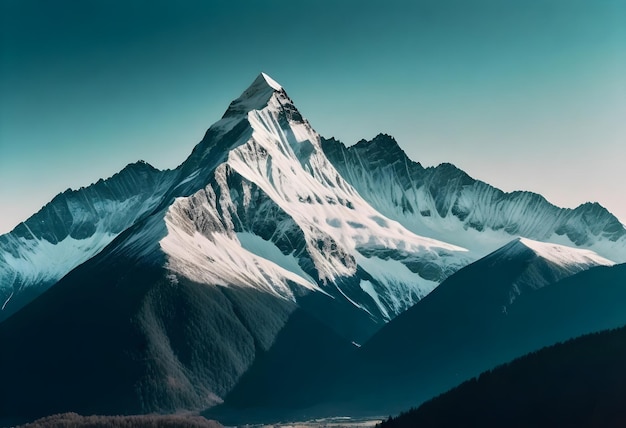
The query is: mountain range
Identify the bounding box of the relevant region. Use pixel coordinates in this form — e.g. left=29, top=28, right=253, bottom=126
left=1, top=73, right=624, bottom=425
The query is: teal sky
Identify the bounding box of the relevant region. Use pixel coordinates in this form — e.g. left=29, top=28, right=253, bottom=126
left=1, top=0, right=625, bottom=234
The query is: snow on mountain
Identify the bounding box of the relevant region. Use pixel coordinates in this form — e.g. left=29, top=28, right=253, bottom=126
left=0, top=162, right=176, bottom=321
left=0, top=73, right=472, bottom=327
left=496, top=237, right=615, bottom=268
left=2, top=72, right=623, bottom=421
left=487, top=237, right=615, bottom=305
left=0, top=74, right=472, bottom=420
left=160, top=192, right=321, bottom=300
left=155, top=73, right=471, bottom=320
left=322, top=134, right=626, bottom=263
left=2, top=73, right=620, bottom=329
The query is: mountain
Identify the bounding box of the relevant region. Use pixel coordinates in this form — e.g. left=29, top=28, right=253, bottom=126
left=0, top=73, right=470, bottom=327
left=207, top=238, right=617, bottom=423
left=2, top=73, right=624, bottom=424
left=0, top=161, right=176, bottom=321
left=365, top=237, right=615, bottom=356
left=343, top=250, right=626, bottom=417
left=322, top=134, right=626, bottom=262
left=0, top=73, right=470, bottom=424
left=377, top=323, right=626, bottom=428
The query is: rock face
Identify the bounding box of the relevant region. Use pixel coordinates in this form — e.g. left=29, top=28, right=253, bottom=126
left=322, top=134, right=626, bottom=262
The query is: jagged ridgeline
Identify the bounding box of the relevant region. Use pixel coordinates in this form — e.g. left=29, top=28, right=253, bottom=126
left=1, top=73, right=625, bottom=424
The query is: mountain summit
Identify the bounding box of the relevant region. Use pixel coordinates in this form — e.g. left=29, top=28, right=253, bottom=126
left=220, top=72, right=284, bottom=122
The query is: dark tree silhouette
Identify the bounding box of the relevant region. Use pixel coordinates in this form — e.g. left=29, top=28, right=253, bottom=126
left=377, top=325, right=626, bottom=428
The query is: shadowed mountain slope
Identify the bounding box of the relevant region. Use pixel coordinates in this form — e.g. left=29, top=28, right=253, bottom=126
left=378, top=323, right=626, bottom=428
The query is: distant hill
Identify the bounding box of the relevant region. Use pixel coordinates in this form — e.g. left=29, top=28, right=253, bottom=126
left=17, top=412, right=221, bottom=428
left=343, top=257, right=626, bottom=417
left=377, top=324, right=626, bottom=428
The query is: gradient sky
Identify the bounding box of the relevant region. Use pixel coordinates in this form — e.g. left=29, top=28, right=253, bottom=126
left=1, top=0, right=625, bottom=234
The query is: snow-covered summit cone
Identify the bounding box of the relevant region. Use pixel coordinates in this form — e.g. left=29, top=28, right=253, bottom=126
left=150, top=73, right=473, bottom=321
left=177, top=72, right=307, bottom=186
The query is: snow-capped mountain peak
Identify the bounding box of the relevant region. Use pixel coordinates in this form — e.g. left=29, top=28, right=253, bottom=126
left=486, top=237, right=615, bottom=305
left=177, top=73, right=309, bottom=182
left=3, top=73, right=624, bottom=419
left=216, top=72, right=293, bottom=132
left=514, top=237, right=615, bottom=268
left=226, top=72, right=282, bottom=112
left=157, top=73, right=472, bottom=319
left=257, top=71, right=283, bottom=91
left=2, top=72, right=619, bottom=329
left=493, top=237, right=615, bottom=268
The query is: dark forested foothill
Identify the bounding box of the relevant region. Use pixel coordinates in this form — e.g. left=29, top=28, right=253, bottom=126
left=377, top=325, right=626, bottom=428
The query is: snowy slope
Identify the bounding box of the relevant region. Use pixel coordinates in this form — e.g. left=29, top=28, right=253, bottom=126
left=495, top=237, right=615, bottom=268
left=322, top=134, right=626, bottom=263
left=0, top=162, right=176, bottom=321
left=488, top=237, right=615, bottom=305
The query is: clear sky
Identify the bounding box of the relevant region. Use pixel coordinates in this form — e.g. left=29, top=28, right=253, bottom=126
left=1, top=0, right=625, bottom=234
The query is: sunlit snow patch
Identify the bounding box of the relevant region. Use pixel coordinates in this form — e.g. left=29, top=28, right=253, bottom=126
left=360, top=280, right=390, bottom=320
left=160, top=202, right=320, bottom=301
left=1, top=230, right=118, bottom=289
left=517, top=237, right=616, bottom=268
left=355, top=253, right=439, bottom=318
